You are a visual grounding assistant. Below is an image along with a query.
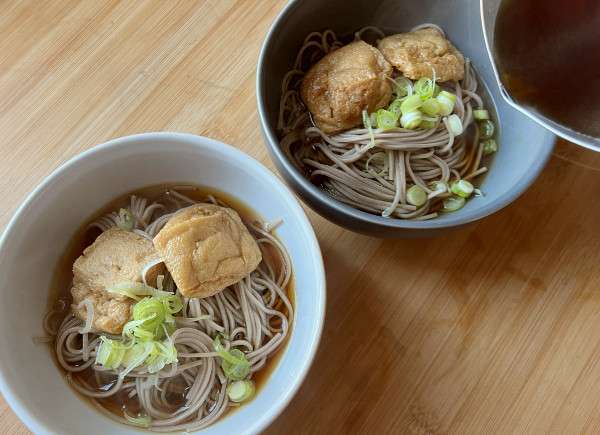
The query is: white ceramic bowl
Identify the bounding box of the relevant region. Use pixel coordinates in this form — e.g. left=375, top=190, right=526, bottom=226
left=0, top=133, right=325, bottom=435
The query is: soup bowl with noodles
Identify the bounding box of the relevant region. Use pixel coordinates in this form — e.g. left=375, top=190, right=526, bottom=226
left=0, top=132, right=325, bottom=434
left=257, top=0, right=556, bottom=237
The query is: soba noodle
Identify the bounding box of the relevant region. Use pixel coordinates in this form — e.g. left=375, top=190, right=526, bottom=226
left=46, top=190, right=293, bottom=432
left=278, top=25, right=490, bottom=220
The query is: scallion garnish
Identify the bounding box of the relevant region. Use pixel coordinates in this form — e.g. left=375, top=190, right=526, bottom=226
left=443, top=196, right=466, bottom=212
left=95, top=291, right=182, bottom=376
left=227, top=380, right=255, bottom=403
left=436, top=90, right=457, bottom=116
left=392, top=77, right=413, bottom=98
left=96, top=337, right=129, bottom=370
left=388, top=99, right=403, bottom=117
left=406, top=185, right=427, bottom=207
left=450, top=180, right=474, bottom=198
left=479, top=120, right=495, bottom=139
left=376, top=109, right=398, bottom=130
left=421, top=98, right=441, bottom=116
left=430, top=181, right=448, bottom=193
left=473, top=109, right=489, bottom=120
left=213, top=335, right=251, bottom=381
left=446, top=114, right=463, bottom=136
left=400, top=94, right=423, bottom=114
left=482, top=139, right=498, bottom=155
left=415, top=77, right=435, bottom=101
left=107, top=282, right=173, bottom=301
left=400, top=111, right=422, bottom=129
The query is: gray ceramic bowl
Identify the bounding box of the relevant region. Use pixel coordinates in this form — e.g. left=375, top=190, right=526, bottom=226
left=256, top=0, right=555, bottom=237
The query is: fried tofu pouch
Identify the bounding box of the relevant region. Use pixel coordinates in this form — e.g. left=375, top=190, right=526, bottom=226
left=71, top=228, right=163, bottom=334
left=300, top=40, right=393, bottom=134
left=377, top=27, right=465, bottom=82
left=153, top=204, right=262, bottom=299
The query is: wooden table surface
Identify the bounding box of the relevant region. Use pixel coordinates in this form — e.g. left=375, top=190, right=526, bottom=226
left=2, top=1, right=600, bottom=434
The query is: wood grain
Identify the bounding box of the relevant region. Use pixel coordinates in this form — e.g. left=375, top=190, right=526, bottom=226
left=1, top=1, right=600, bottom=434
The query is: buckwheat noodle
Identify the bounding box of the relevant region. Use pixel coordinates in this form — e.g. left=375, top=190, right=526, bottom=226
left=46, top=190, right=293, bottom=432
left=278, top=25, right=489, bottom=220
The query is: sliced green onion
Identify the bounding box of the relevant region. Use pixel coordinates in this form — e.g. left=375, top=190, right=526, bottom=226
left=415, top=67, right=437, bottom=100
left=400, top=111, right=422, bottom=129
left=482, top=138, right=498, bottom=155
left=392, top=77, right=413, bottom=98
left=436, top=91, right=457, bottom=116
left=115, top=339, right=178, bottom=377
left=406, top=185, right=427, bottom=207
left=433, top=84, right=441, bottom=97
left=227, top=380, right=255, bottom=403
left=376, top=109, right=398, bottom=130
left=473, top=109, right=489, bottom=120
left=124, top=411, right=151, bottom=428
left=120, top=341, right=155, bottom=377
left=107, top=282, right=173, bottom=301
left=96, top=337, right=127, bottom=370
left=421, top=98, right=441, bottom=116
left=117, top=208, right=134, bottom=231
left=446, top=114, right=463, bottom=136
left=125, top=294, right=181, bottom=342
left=134, top=324, right=157, bottom=341
left=479, top=120, right=495, bottom=139
left=400, top=95, right=423, bottom=114
left=223, top=348, right=251, bottom=380
left=214, top=336, right=251, bottom=381
left=450, top=180, right=474, bottom=198
left=162, top=295, right=183, bottom=317
left=415, top=77, right=435, bottom=101
left=362, top=110, right=376, bottom=149
left=388, top=99, right=403, bottom=117
left=95, top=293, right=183, bottom=376
left=131, top=298, right=169, bottom=339
left=163, top=322, right=176, bottom=337
left=134, top=299, right=166, bottom=324
left=146, top=340, right=178, bottom=373
left=443, top=196, right=466, bottom=212
left=121, top=341, right=148, bottom=367
left=122, top=318, right=148, bottom=340
left=430, top=181, right=448, bottom=193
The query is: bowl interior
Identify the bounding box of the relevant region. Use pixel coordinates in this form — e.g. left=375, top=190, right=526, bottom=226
left=258, top=0, right=555, bottom=231
left=0, top=133, right=324, bottom=434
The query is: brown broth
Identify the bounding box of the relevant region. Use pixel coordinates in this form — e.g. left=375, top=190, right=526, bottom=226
left=494, top=0, right=600, bottom=137
left=46, top=183, right=295, bottom=426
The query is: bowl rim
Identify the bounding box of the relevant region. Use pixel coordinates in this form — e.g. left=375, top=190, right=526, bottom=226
left=0, top=131, right=326, bottom=435
left=256, top=0, right=555, bottom=231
